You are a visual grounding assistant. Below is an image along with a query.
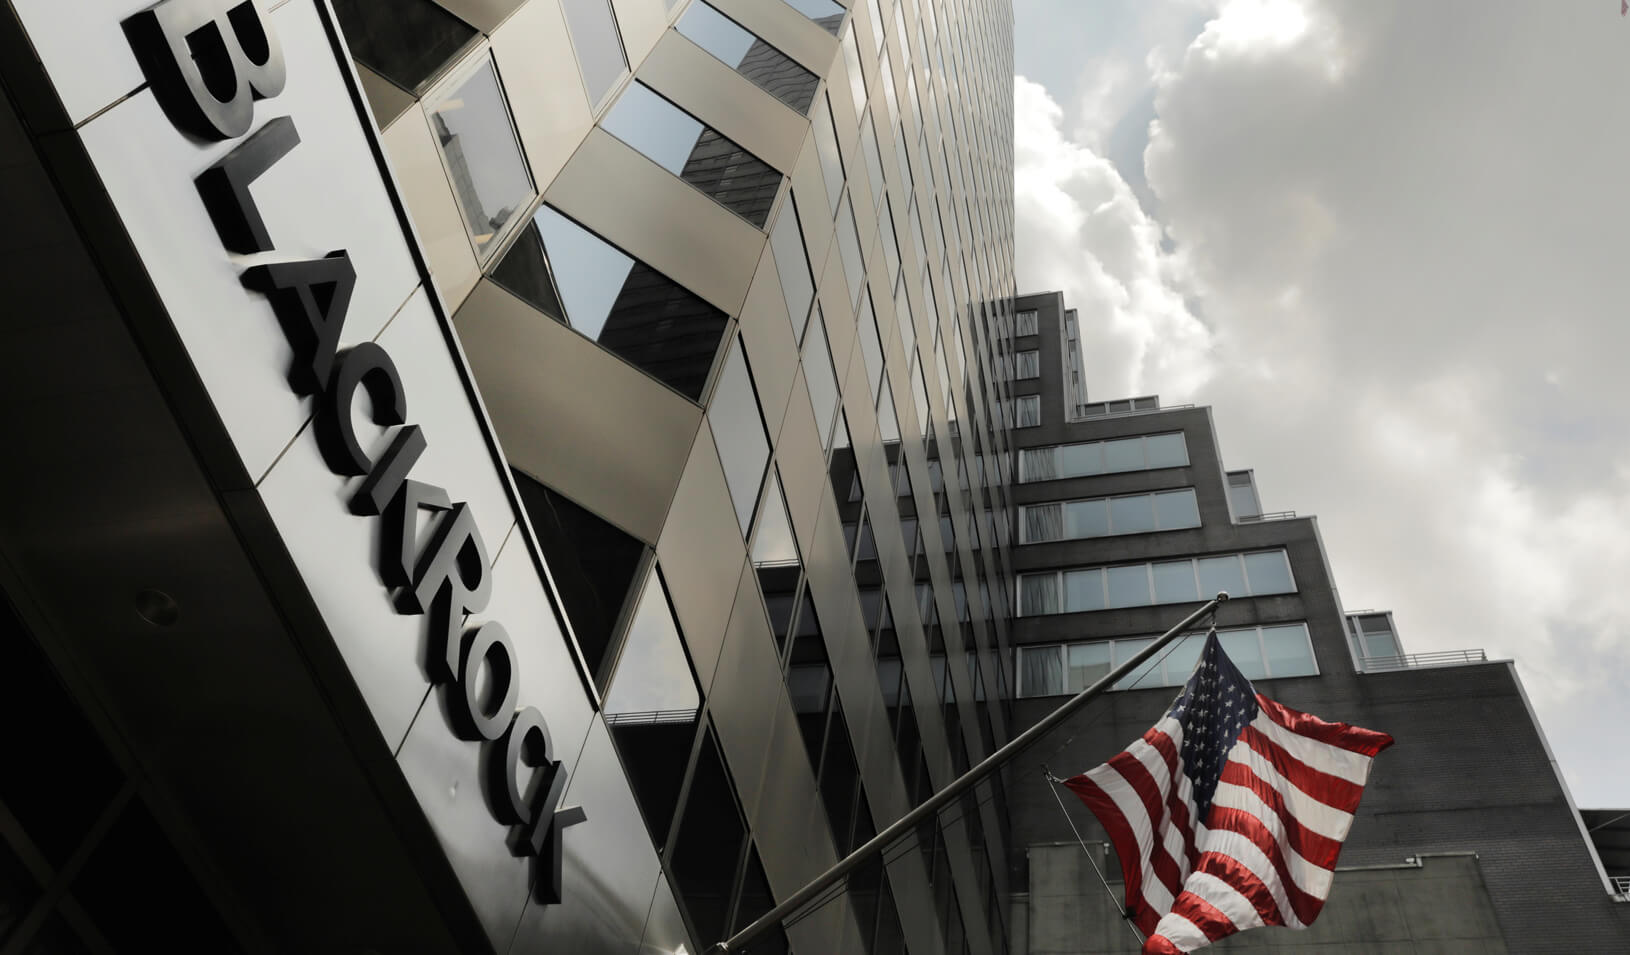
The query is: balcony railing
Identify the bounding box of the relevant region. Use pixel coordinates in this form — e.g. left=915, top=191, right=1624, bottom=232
left=1612, top=875, right=1630, bottom=899
left=1238, top=510, right=1297, bottom=523
left=1358, top=650, right=1488, bottom=673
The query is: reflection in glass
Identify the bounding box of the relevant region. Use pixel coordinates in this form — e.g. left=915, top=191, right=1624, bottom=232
left=836, top=196, right=867, bottom=307
left=1221, top=630, right=1268, bottom=681
left=560, top=0, right=628, bottom=106
left=878, top=380, right=902, bottom=444
left=1145, top=432, right=1190, bottom=468
left=710, top=341, right=772, bottom=535
left=1067, top=643, right=1111, bottom=691
left=780, top=0, right=846, bottom=33
left=603, top=569, right=702, bottom=848
left=1197, top=555, right=1247, bottom=600
left=1244, top=551, right=1295, bottom=595
left=1102, top=437, right=1145, bottom=472
left=1110, top=494, right=1155, bottom=534
left=1264, top=624, right=1317, bottom=676
left=1113, top=638, right=1159, bottom=690
left=1152, top=560, right=1199, bottom=604
left=1104, top=565, right=1148, bottom=609
left=813, top=95, right=846, bottom=215
left=841, top=25, right=869, bottom=117
left=753, top=470, right=802, bottom=652
left=669, top=730, right=745, bottom=946
left=331, top=0, right=476, bottom=92
left=1154, top=489, right=1201, bottom=529
left=819, top=701, right=862, bottom=850
left=786, top=595, right=833, bottom=770
left=803, top=310, right=841, bottom=450
left=510, top=471, right=644, bottom=690
left=677, top=3, right=819, bottom=114
left=769, top=195, right=816, bottom=342
left=429, top=58, right=533, bottom=258
left=1063, top=568, right=1105, bottom=612
left=501, top=208, right=729, bottom=399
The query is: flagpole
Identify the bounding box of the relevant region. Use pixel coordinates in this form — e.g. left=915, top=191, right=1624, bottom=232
left=706, top=592, right=1230, bottom=954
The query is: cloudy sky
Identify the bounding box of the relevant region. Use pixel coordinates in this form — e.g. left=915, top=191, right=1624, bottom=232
left=1011, top=0, right=1630, bottom=807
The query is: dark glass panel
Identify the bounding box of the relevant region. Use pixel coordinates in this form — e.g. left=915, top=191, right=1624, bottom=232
left=331, top=0, right=476, bottom=92
left=73, top=802, right=241, bottom=952
left=816, top=703, right=860, bottom=851
left=490, top=223, right=566, bottom=321
left=0, top=597, right=120, bottom=866
left=0, top=837, right=39, bottom=948
left=428, top=59, right=533, bottom=257
left=511, top=472, right=643, bottom=688
left=670, top=730, right=746, bottom=945
left=732, top=845, right=790, bottom=955
left=785, top=597, right=832, bottom=771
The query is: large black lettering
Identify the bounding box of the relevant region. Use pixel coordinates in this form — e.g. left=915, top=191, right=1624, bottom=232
left=195, top=115, right=298, bottom=253
left=450, top=622, right=519, bottom=742
left=380, top=478, right=450, bottom=588
left=353, top=425, right=427, bottom=516
left=318, top=342, right=406, bottom=475
left=124, top=0, right=286, bottom=141
left=493, top=708, right=586, bottom=903
left=408, top=503, right=491, bottom=682
left=244, top=253, right=358, bottom=398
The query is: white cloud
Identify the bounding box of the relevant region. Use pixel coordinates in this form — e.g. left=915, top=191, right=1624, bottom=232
left=1017, top=0, right=1630, bottom=804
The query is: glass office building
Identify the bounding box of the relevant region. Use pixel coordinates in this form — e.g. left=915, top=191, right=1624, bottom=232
left=0, top=1, right=1019, bottom=953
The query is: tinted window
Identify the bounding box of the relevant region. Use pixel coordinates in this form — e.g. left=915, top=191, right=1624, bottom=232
left=331, top=0, right=476, bottom=92
left=813, top=95, right=846, bottom=214
left=804, top=310, right=841, bottom=450
left=836, top=195, right=867, bottom=307
left=781, top=0, right=845, bottom=33
left=560, top=0, right=628, bottom=106
left=710, top=341, right=772, bottom=534
left=429, top=58, right=534, bottom=258
left=601, top=83, right=782, bottom=226
left=769, top=195, right=816, bottom=342
left=678, top=3, right=819, bottom=114
left=669, top=730, right=745, bottom=945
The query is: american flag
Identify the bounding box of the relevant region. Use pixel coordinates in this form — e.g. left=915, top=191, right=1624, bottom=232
left=1065, top=632, right=1393, bottom=953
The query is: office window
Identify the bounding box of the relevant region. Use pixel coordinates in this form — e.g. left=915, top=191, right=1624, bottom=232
left=780, top=0, right=845, bottom=34
left=1018, top=432, right=1189, bottom=482
left=603, top=568, right=702, bottom=846
left=330, top=0, right=477, bottom=92
left=1015, top=308, right=1038, bottom=336
left=1017, top=624, right=1318, bottom=697
left=668, top=729, right=746, bottom=946
left=769, top=194, right=816, bottom=342
left=501, top=207, right=728, bottom=399
left=710, top=340, right=771, bottom=535
left=1014, top=395, right=1040, bottom=427
left=601, top=82, right=782, bottom=227
left=1014, top=349, right=1039, bottom=380
left=878, top=380, right=902, bottom=444
left=752, top=469, right=802, bottom=650
left=1017, top=550, right=1295, bottom=616
left=510, top=472, right=644, bottom=691
left=560, top=0, right=628, bottom=106
left=813, top=95, right=846, bottom=215
left=857, top=291, right=886, bottom=401
left=836, top=195, right=866, bottom=307
left=428, top=57, right=533, bottom=259
left=804, top=309, right=842, bottom=450
left=678, top=3, right=819, bottom=114
left=841, top=24, right=869, bottom=118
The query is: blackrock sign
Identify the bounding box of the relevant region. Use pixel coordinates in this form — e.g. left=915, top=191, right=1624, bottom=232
left=119, top=0, right=584, bottom=905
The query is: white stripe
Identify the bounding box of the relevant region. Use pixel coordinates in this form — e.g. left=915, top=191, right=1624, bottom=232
left=1252, top=712, right=1374, bottom=785
left=1224, top=739, right=1356, bottom=840
left=1193, top=827, right=1307, bottom=928
left=1207, top=774, right=1337, bottom=899
left=1150, top=911, right=1210, bottom=952
left=1186, top=870, right=1266, bottom=933
left=1126, top=737, right=1191, bottom=895
left=1083, top=755, right=1171, bottom=916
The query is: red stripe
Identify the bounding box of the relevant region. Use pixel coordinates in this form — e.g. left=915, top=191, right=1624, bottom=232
left=1241, top=725, right=1366, bottom=812
left=1145, top=730, right=1201, bottom=869
left=1256, top=696, right=1394, bottom=756
left=1141, top=933, right=1184, bottom=955
left=1217, top=762, right=1345, bottom=868
left=1065, top=773, right=1148, bottom=925
left=1194, top=850, right=1288, bottom=927
left=1106, top=750, right=1184, bottom=899
left=1169, top=888, right=1238, bottom=946
left=1207, top=807, right=1328, bottom=924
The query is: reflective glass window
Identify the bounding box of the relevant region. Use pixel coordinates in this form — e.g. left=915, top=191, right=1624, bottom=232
left=804, top=310, right=842, bottom=450
left=1064, top=499, right=1109, bottom=539
left=1109, top=494, right=1155, bottom=534
left=1104, top=565, right=1149, bottom=609
left=1102, top=437, right=1144, bottom=471
left=1063, top=568, right=1105, bottom=612
left=1244, top=550, right=1295, bottom=595
left=669, top=730, right=745, bottom=945
left=510, top=472, right=644, bottom=690
left=1263, top=624, right=1317, bottom=677
left=1197, top=555, right=1247, bottom=600
left=857, top=291, right=886, bottom=401
left=678, top=3, right=819, bottom=114
left=841, top=24, right=869, bottom=117
left=709, top=341, right=771, bottom=534
left=331, top=0, right=476, bottom=92
left=770, top=195, right=816, bottom=342
left=560, top=0, right=628, bottom=106
left=1221, top=629, right=1268, bottom=681
left=1113, top=637, right=1159, bottom=690
left=781, top=0, right=846, bottom=33
left=601, top=82, right=782, bottom=226
left=1162, top=633, right=1208, bottom=684
left=813, top=95, right=847, bottom=215
left=878, top=380, right=902, bottom=444
left=428, top=57, right=533, bottom=259
left=836, top=195, right=867, bottom=307
left=1151, top=560, right=1199, bottom=604
left=518, top=207, right=729, bottom=399
left=1067, top=642, right=1111, bottom=691
left=787, top=595, right=834, bottom=769
left=753, top=469, right=802, bottom=651
left=604, top=569, right=703, bottom=845
left=1154, top=489, right=1201, bottom=529
left=1145, top=432, right=1190, bottom=469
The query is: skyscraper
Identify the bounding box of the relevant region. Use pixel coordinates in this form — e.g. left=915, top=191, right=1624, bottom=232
left=1002, top=291, right=1630, bottom=952
left=0, top=1, right=1022, bottom=953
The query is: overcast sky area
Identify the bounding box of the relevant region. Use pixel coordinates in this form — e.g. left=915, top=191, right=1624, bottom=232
left=1011, top=0, right=1630, bottom=806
